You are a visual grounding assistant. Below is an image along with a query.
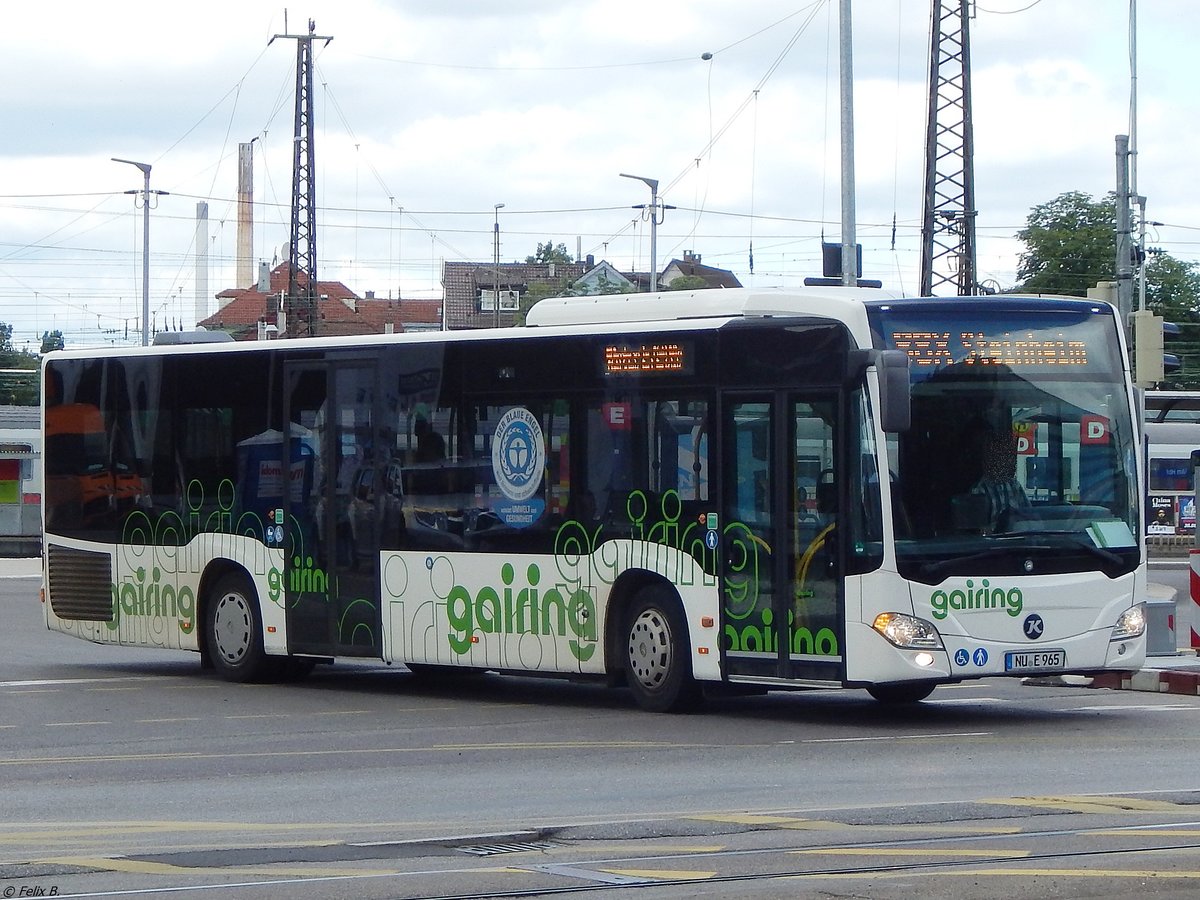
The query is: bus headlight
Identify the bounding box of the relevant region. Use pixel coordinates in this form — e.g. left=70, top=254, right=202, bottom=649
left=1111, top=603, right=1147, bottom=641
left=872, top=613, right=943, bottom=650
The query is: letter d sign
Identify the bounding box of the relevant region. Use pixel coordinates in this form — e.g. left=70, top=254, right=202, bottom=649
left=1081, top=415, right=1109, bottom=445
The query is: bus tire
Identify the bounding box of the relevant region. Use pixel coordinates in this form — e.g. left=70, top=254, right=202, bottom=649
left=206, top=573, right=271, bottom=683
left=624, top=586, right=699, bottom=713
left=867, top=682, right=936, bottom=704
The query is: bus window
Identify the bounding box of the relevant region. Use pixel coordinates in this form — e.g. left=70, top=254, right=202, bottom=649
left=585, top=396, right=710, bottom=537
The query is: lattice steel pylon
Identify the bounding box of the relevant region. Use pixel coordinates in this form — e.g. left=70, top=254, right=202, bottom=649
left=270, top=19, right=332, bottom=337
left=919, top=0, right=978, bottom=297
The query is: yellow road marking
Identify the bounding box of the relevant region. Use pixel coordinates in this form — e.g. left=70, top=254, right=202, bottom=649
left=136, top=717, right=202, bottom=723
left=42, top=855, right=400, bottom=878
left=936, top=868, right=1200, bottom=879
left=600, top=868, right=716, bottom=881
left=984, top=795, right=1191, bottom=814
left=794, top=868, right=1200, bottom=881
left=1095, top=829, right=1200, bottom=837
left=792, top=848, right=1031, bottom=858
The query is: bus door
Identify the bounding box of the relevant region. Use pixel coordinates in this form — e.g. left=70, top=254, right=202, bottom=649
left=283, top=360, right=383, bottom=659
left=721, top=393, right=844, bottom=682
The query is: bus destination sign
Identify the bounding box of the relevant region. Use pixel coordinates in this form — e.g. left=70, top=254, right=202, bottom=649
left=603, top=341, right=692, bottom=376
left=889, top=330, right=1090, bottom=370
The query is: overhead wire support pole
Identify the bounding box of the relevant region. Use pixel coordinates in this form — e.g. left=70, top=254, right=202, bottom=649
left=112, top=158, right=169, bottom=346
left=838, top=0, right=857, bottom=287
left=620, top=174, right=665, bottom=292
left=919, top=0, right=978, bottom=297
left=270, top=19, right=333, bottom=339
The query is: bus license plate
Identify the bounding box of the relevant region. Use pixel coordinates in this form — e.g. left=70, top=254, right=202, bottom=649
left=1005, top=649, right=1066, bottom=671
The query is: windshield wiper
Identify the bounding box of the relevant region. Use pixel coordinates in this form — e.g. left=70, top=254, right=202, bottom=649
left=918, top=533, right=1129, bottom=580
left=990, top=529, right=1128, bottom=567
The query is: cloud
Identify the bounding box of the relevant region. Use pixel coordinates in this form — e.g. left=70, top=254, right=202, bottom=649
left=0, top=0, right=1195, bottom=346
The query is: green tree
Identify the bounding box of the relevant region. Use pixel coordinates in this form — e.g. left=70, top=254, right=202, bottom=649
left=525, top=241, right=574, bottom=266
left=0, top=322, right=40, bottom=405
left=1144, top=253, right=1200, bottom=388
left=1015, top=191, right=1116, bottom=296
left=667, top=275, right=709, bottom=291
left=41, top=330, right=65, bottom=354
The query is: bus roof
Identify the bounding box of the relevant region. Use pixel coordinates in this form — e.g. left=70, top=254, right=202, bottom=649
left=524, top=285, right=904, bottom=327
left=42, top=288, right=1117, bottom=365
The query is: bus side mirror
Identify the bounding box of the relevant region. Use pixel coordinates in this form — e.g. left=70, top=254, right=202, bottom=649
left=877, top=350, right=911, bottom=433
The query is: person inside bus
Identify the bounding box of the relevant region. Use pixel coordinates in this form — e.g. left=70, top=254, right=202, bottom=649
left=413, top=414, right=446, bottom=463
left=969, top=425, right=1030, bottom=531
left=408, top=414, right=447, bottom=497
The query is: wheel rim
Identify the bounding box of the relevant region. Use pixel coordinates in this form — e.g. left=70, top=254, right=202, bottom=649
left=213, top=590, right=253, bottom=666
left=627, top=608, right=673, bottom=692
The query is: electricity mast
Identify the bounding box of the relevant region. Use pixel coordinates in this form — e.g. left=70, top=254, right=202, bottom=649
left=919, top=0, right=978, bottom=296
left=270, top=19, right=332, bottom=338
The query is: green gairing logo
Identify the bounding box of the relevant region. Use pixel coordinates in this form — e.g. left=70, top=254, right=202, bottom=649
left=930, top=579, right=1023, bottom=620
left=725, top=608, right=839, bottom=656
left=108, top=566, right=196, bottom=633
left=445, top=562, right=597, bottom=662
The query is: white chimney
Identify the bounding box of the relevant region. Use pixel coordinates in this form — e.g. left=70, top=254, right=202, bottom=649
left=236, top=141, right=255, bottom=288
left=195, top=202, right=209, bottom=324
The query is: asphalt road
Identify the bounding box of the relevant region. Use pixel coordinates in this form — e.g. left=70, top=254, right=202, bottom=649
left=3, top=562, right=1200, bottom=899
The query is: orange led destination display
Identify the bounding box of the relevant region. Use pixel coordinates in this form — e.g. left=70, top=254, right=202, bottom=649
left=603, top=341, right=691, bottom=375
left=889, top=330, right=1090, bottom=369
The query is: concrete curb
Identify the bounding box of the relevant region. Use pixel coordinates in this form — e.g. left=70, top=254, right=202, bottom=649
left=1024, top=656, right=1200, bottom=696
left=1088, top=668, right=1200, bottom=696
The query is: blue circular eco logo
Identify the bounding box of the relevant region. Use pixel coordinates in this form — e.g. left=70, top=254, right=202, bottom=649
left=492, top=407, right=545, bottom=502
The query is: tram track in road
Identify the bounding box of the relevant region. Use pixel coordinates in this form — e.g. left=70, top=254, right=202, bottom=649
left=15, top=804, right=1200, bottom=899
left=22, top=833, right=1200, bottom=899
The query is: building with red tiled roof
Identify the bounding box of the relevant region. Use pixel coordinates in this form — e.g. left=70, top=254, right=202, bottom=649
left=660, top=251, right=742, bottom=290
left=199, top=264, right=442, bottom=339
left=442, top=260, right=588, bottom=329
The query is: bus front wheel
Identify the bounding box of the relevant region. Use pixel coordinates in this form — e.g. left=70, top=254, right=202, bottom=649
left=624, top=586, right=699, bottom=713
left=206, top=573, right=271, bottom=683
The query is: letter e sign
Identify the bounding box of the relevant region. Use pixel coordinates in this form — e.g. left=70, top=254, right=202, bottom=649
left=604, top=402, right=632, bottom=430
left=1080, top=415, right=1109, bottom=444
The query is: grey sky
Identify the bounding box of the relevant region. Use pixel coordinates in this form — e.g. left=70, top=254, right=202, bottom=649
left=1, top=0, right=1195, bottom=348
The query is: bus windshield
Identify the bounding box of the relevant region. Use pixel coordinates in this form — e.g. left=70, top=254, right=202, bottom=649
left=869, top=301, right=1139, bottom=583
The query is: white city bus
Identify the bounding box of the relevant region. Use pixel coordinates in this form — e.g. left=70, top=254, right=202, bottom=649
left=40, top=287, right=1148, bottom=711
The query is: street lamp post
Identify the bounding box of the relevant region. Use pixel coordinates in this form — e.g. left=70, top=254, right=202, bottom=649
left=620, top=173, right=661, bottom=292
left=112, top=158, right=155, bottom=346
left=493, top=203, right=505, bottom=328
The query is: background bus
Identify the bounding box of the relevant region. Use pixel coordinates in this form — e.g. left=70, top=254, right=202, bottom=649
left=1143, top=391, right=1200, bottom=543
left=40, top=288, right=1148, bottom=711
left=0, top=404, right=41, bottom=556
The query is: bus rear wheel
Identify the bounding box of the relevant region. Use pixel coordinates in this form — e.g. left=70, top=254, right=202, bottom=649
left=206, top=573, right=271, bottom=683
left=867, top=682, right=936, bottom=704
left=624, top=586, right=699, bottom=713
